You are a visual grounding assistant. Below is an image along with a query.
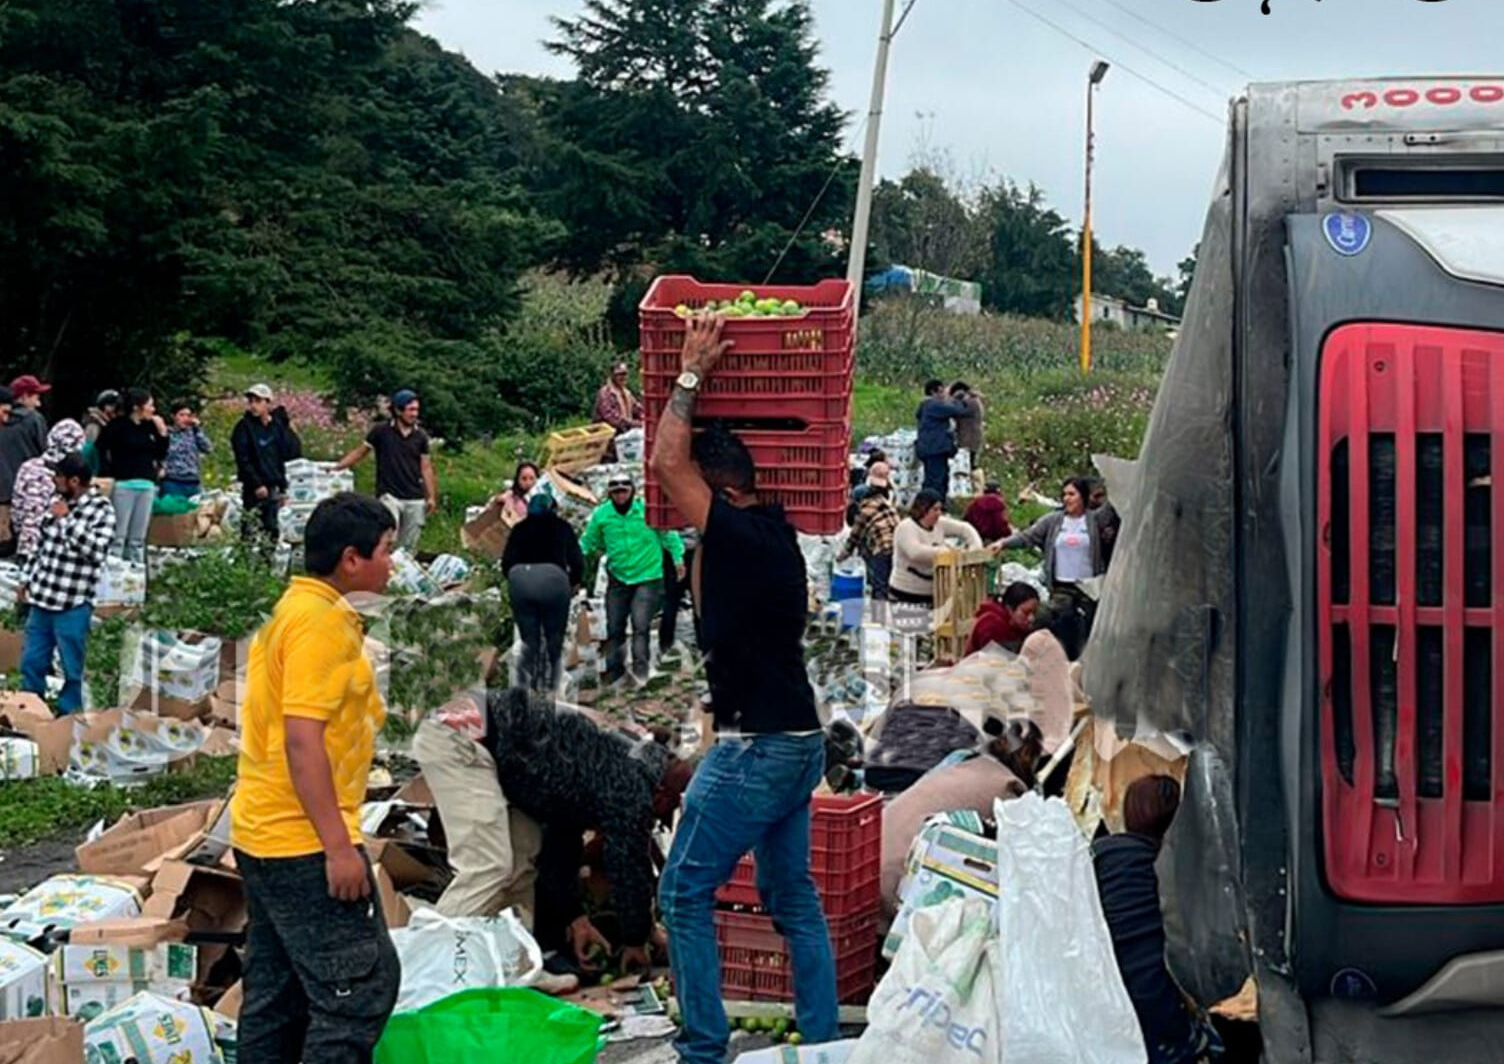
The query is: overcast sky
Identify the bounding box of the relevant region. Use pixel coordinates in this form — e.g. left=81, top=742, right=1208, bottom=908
left=415, top=0, right=1499, bottom=277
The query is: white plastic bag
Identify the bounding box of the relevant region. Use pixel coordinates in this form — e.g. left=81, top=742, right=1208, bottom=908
left=992, top=793, right=1145, bottom=1064
left=848, top=896, right=998, bottom=1064
left=388, top=907, right=543, bottom=1013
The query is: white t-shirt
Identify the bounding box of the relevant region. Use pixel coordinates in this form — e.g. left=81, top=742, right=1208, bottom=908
left=1054, top=514, right=1093, bottom=584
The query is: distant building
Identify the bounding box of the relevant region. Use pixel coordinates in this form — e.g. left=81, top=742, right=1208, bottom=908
left=1074, top=292, right=1181, bottom=332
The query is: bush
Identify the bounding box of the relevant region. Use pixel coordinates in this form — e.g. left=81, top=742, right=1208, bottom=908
left=143, top=545, right=286, bottom=640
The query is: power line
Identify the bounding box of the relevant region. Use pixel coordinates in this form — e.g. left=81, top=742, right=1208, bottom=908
left=1091, top=0, right=1257, bottom=82
left=998, top=0, right=1227, bottom=126
left=762, top=117, right=869, bottom=284
left=1027, top=0, right=1238, bottom=102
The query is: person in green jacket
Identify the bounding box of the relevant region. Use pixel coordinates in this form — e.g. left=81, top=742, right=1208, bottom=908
left=580, top=471, right=684, bottom=684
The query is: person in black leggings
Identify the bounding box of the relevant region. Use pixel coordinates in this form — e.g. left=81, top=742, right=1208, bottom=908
left=501, top=495, right=585, bottom=693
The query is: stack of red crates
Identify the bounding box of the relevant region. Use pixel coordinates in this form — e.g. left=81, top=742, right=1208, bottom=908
left=638, top=276, right=855, bottom=536
left=712, top=792, right=882, bottom=1005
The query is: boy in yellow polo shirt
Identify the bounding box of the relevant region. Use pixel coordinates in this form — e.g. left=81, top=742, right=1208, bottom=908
left=230, top=493, right=398, bottom=1064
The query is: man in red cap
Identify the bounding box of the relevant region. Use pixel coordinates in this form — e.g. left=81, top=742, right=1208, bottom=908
left=0, top=375, right=49, bottom=552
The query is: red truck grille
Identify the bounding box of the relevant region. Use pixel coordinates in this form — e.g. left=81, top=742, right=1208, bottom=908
left=1319, top=323, right=1504, bottom=904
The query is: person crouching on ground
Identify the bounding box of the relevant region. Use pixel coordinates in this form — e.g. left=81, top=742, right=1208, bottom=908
left=652, top=314, right=839, bottom=1064
left=230, top=493, right=400, bottom=1064
left=412, top=688, right=690, bottom=977
left=18, top=453, right=114, bottom=713
left=965, top=581, right=1041, bottom=657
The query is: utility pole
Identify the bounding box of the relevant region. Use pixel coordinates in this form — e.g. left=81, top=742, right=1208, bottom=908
left=846, top=0, right=898, bottom=321
left=1080, top=59, right=1109, bottom=375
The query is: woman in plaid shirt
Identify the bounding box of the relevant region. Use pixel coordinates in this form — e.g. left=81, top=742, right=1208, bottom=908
left=839, top=461, right=901, bottom=601
left=19, top=453, right=115, bottom=712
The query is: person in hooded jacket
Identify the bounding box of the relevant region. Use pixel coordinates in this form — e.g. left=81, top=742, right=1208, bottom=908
left=231, top=384, right=301, bottom=544
left=1092, top=775, right=1226, bottom=1064
left=502, top=493, right=585, bottom=693
left=964, top=581, right=1041, bottom=657
left=12, top=419, right=87, bottom=562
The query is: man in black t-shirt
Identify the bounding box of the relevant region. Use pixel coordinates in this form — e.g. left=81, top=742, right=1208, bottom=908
left=650, top=315, right=837, bottom=1064
left=335, top=389, right=436, bottom=551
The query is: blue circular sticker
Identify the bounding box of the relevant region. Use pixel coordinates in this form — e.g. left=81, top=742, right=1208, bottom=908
left=1323, top=212, right=1373, bottom=257
left=1330, top=967, right=1379, bottom=1001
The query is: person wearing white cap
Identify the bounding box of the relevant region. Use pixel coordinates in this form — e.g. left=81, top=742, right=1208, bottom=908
left=578, top=472, right=684, bottom=684
left=231, top=384, right=301, bottom=544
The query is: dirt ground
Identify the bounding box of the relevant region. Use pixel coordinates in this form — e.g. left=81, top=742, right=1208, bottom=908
left=0, top=828, right=88, bottom=896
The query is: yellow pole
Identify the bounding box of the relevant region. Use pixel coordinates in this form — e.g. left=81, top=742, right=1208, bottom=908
left=1080, top=72, right=1095, bottom=375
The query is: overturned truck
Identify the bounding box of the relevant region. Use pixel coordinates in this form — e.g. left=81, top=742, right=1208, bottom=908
left=1087, top=78, right=1504, bottom=1062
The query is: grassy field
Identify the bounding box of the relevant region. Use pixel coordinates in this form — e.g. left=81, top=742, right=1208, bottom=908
left=189, top=304, right=1170, bottom=557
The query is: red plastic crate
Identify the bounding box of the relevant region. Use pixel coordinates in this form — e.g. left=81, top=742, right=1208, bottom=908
left=640, top=276, right=855, bottom=426
left=644, top=421, right=851, bottom=535
left=714, top=909, right=878, bottom=1004
left=639, top=276, right=854, bottom=349
left=642, top=359, right=854, bottom=423
left=717, top=793, right=883, bottom=914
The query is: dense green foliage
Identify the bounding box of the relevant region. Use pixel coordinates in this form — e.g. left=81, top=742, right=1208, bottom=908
left=869, top=166, right=1185, bottom=320
left=0, top=0, right=1188, bottom=440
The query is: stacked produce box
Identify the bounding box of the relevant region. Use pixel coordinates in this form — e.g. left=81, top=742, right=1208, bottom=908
left=640, top=277, right=855, bottom=535
left=712, top=792, right=882, bottom=1004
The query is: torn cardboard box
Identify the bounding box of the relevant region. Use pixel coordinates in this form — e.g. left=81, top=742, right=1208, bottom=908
left=0, top=695, right=69, bottom=776
left=0, top=1016, right=83, bottom=1064
left=0, top=629, right=22, bottom=675
left=76, top=801, right=220, bottom=879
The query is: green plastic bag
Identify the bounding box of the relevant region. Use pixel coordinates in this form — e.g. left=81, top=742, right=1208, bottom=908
left=375, top=988, right=605, bottom=1064
left=152, top=493, right=197, bottom=515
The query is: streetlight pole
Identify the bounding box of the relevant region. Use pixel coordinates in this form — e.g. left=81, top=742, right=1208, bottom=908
left=1080, top=59, right=1109, bottom=375
left=846, top=0, right=898, bottom=321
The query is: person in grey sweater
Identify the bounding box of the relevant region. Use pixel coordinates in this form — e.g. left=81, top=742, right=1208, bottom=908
left=999, top=476, right=1118, bottom=658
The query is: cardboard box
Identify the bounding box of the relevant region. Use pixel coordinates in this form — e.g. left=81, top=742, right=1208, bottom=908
left=0, top=876, right=144, bottom=944
left=0, top=940, right=48, bottom=1022
left=76, top=802, right=219, bottom=879
left=460, top=501, right=515, bottom=560
left=147, top=512, right=199, bottom=547
left=884, top=822, right=999, bottom=959
left=0, top=737, right=39, bottom=781
left=212, top=981, right=242, bottom=1022
left=143, top=862, right=245, bottom=935
left=0, top=629, right=22, bottom=674
left=367, top=839, right=435, bottom=931
left=206, top=681, right=240, bottom=731
left=130, top=687, right=211, bottom=723
left=0, top=695, right=69, bottom=776
left=83, top=992, right=221, bottom=1064
left=0, top=1016, right=84, bottom=1064
left=53, top=920, right=197, bottom=1020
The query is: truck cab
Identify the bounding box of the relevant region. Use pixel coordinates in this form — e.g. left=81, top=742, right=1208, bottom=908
left=1086, top=78, right=1504, bottom=1061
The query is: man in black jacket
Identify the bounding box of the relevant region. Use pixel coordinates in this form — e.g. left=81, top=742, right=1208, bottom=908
left=424, top=688, right=689, bottom=972
left=230, top=384, right=301, bottom=544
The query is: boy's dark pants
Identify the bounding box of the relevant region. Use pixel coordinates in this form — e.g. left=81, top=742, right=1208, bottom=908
left=236, top=849, right=400, bottom=1064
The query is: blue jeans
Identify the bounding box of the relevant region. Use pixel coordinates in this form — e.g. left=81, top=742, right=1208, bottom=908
left=660, top=732, right=837, bottom=1064
left=22, top=603, right=92, bottom=712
